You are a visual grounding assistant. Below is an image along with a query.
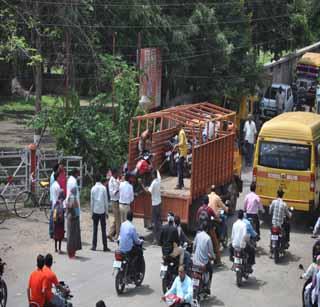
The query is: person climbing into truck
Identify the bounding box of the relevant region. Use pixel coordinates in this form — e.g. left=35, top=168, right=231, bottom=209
left=138, top=129, right=152, bottom=157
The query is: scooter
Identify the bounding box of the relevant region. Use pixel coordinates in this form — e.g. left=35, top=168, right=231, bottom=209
left=113, top=240, right=146, bottom=295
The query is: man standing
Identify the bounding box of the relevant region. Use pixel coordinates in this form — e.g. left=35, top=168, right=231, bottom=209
left=276, top=86, right=286, bottom=114
left=90, top=174, right=110, bottom=252
left=108, top=168, right=120, bottom=241
left=143, top=169, right=162, bottom=244
left=119, top=173, right=134, bottom=224
left=160, top=212, right=184, bottom=266
left=162, top=266, right=193, bottom=306
left=43, top=254, right=66, bottom=307
left=243, top=114, right=257, bottom=167
left=27, top=255, right=46, bottom=307
left=49, top=173, right=60, bottom=239
left=174, top=124, right=188, bottom=190
left=193, top=222, right=215, bottom=294
left=244, top=182, right=264, bottom=239
left=269, top=189, right=292, bottom=245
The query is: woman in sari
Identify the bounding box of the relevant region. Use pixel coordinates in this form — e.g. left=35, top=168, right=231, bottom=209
left=66, top=187, right=82, bottom=258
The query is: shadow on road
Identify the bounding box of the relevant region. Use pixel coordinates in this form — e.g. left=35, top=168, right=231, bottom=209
left=201, top=295, right=225, bottom=306
left=119, top=284, right=154, bottom=297
left=74, top=255, right=91, bottom=262
left=276, top=251, right=301, bottom=266
left=239, top=276, right=267, bottom=290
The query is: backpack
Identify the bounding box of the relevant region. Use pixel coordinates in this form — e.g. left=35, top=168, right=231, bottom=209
left=53, top=203, right=64, bottom=224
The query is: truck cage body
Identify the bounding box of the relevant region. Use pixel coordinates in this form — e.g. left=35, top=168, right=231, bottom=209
left=128, top=102, right=236, bottom=224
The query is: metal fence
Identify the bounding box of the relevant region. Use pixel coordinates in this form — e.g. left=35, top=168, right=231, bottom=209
left=0, top=148, right=82, bottom=203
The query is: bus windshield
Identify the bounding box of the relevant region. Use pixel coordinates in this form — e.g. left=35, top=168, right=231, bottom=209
left=258, top=141, right=311, bottom=171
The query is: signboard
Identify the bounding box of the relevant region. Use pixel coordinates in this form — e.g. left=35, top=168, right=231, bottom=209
left=139, top=48, right=162, bottom=110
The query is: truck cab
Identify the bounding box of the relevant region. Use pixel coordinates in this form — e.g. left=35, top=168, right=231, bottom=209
left=260, top=83, right=293, bottom=119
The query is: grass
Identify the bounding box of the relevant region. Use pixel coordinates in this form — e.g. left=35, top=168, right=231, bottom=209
left=0, top=95, right=63, bottom=114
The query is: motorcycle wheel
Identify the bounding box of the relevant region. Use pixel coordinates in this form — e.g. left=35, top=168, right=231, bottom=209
left=115, top=271, right=125, bottom=295
left=0, top=279, right=7, bottom=307
left=274, top=249, right=280, bottom=264
left=236, top=270, right=242, bottom=287
left=134, top=257, right=145, bottom=287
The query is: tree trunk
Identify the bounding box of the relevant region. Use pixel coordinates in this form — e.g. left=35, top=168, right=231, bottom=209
left=34, top=0, right=42, bottom=143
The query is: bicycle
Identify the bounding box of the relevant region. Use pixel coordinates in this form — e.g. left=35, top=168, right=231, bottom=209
left=0, top=258, right=7, bottom=307
left=14, top=180, right=50, bottom=220
left=0, top=195, right=9, bottom=224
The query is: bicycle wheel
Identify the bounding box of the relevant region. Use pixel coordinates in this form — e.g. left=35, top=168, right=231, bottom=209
left=0, top=195, right=8, bottom=224
left=14, top=191, right=36, bottom=218
left=40, top=190, right=51, bottom=220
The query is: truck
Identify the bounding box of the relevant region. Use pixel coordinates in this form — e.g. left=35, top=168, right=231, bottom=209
left=128, top=102, right=241, bottom=230
left=295, top=52, right=320, bottom=109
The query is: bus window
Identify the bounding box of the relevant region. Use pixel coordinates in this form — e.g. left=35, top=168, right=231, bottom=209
left=259, top=141, right=311, bottom=171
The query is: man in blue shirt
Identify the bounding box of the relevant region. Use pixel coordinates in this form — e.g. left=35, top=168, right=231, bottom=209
left=162, top=266, right=193, bottom=306
left=243, top=213, right=257, bottom=269
left=119, top=211, right=143, bottom=267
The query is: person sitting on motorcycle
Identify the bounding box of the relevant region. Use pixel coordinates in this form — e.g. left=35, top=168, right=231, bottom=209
left=162, top=265, right=193, bottom=307
left=196, top=195, right=221, bottom=265
left=230, top=210, right=254, bottom=273
left=119, top=211, right=144, bottom=269
left=244, top=182, right=264, bottom=240
left=243, top=214, right=257, bottom=266
left=160, top=212, right=184, bottom=266
left=43, top=254, right=67, bottom=307
left=138, top=129, right=152, bottom=157
left=193, top=221, right=215, bottom=295
left=303, top=255, right=320, bottom=307
left=208, top=185, right=228, bottom=243
left=174, top=215, right=192, bottom=269
left=269, top=189, right=292, bottom=248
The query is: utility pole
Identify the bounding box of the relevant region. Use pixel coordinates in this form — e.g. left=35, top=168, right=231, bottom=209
left=112, top=32, right=116, bottom=124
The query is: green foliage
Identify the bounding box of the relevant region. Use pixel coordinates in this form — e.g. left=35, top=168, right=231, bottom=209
left=30, top=56, right=139, bottom=172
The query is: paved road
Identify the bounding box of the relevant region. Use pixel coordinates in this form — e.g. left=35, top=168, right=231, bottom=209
left=2, top=167, right=315, bottom=307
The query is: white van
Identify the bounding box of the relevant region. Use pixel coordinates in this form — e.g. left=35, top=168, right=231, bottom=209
left=260, top=83, right=293, bottom=119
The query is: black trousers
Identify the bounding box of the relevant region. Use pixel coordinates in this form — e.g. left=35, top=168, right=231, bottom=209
left=177, top=156, right=185, bottom=188
left=152, top=204, right=162, bottom=242
left=247, top=213, right=260, bottom=237
left=92, top=213, right=107, bottom=249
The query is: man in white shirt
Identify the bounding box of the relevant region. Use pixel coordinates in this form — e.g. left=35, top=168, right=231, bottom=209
left=49, top=172, right=60, bottom=238
left=119, top=173, right=134, bottom=224
left=243, top=114, right=257, bottom=167
left=144, top=170, right=162, bottom=244
left=90, top=174, right=110, bottom=252
left=108, top=168, right=121, bottom=241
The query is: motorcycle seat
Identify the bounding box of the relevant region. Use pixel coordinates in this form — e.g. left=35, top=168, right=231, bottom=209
left=163, top=255, right=179, bottom=264
left=192, top=263, right=206, bottom=273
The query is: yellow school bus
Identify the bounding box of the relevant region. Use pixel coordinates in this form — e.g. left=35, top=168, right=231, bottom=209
left=253, top=112, right=320, bottom=212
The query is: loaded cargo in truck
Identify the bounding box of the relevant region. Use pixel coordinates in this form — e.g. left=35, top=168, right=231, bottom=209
left=295, top=52, right=320, bottom=109
left=127, top=102, right=241, bottom=230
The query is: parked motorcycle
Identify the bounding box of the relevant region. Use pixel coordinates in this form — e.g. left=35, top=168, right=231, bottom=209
left=232, top=248, right=252, bottom=287
left=191, top=262, right=211, bottom=304
left=113, top=242, right=146, bottom=295
left=0, top=258, right=7, bottom=307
